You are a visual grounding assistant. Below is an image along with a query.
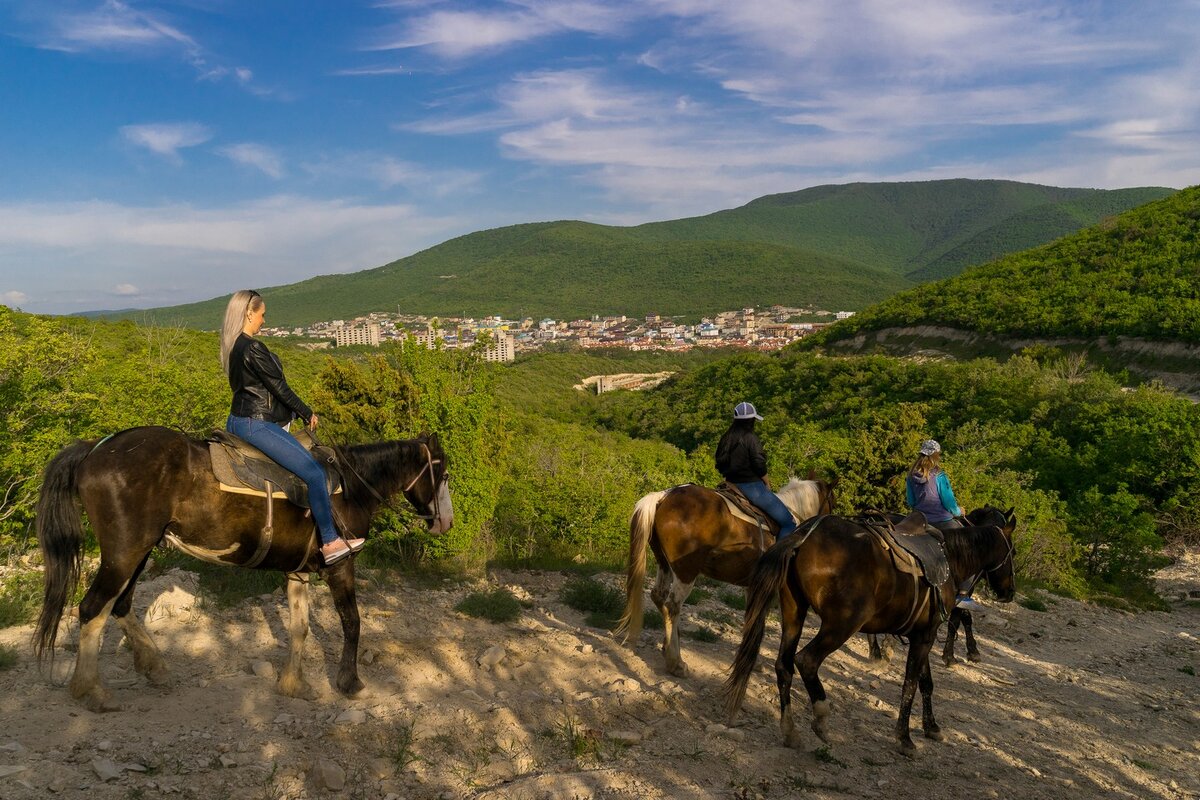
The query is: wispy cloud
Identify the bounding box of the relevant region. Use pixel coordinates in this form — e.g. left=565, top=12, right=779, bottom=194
left=2, top=291, right=29, bottom=307
left=301, top=153, right=484, bottom=197
left=369, top=1, right=634, bottom=57
left=113, top=282, right=139, bottom=296
left=121, top=122, right=212, bottom=163
left=218, top=143, right=286, bottom=179
left=19, top=1, right=265, bottom=93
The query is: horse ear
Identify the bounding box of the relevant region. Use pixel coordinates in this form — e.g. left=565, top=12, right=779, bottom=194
left=1005, top=506, right=1015, bottom=522
left=805, top=468, right=817, bottom=481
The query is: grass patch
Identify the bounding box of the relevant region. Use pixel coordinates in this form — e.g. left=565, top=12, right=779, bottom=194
left=684, top=625, right=720, bottom=642
left=718, top=589, right=746, bottom=610
left=0, top=643, right=18, bottom=671
left=557, top=715, right=600, bottom=760
left=686, top=587, right=712, bottom=604
left=561, top=577, right=623, bottom=614
left=1018, top=596, right=1048, bottom=612
left=1178, top=665, right=1195, bottom=676
left=0, top=569, right=42, bottom=628
left=153, top=547, right=284, bottom=609
left=700, top=607, right=736, bottom=625
left=813, top=745, right=848, bottom=768
left=642, top=609, right=664, bottom=630
left=454, top=588, right=523, bottom=623
left=391, top=716, right=420, bottom=771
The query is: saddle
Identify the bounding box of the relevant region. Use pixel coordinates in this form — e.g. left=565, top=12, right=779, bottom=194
left=207, top=429, right=343, bottom=507
left=713, top=481, right=785, bottom=548
left=858, top=510, right=951, bottom=588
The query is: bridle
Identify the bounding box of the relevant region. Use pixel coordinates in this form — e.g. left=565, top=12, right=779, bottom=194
left=962, top=523, right=1016, bottom=592
left=401, top=441, right=448, bottom=523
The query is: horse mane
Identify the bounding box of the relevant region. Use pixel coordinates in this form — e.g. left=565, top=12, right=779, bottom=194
left=335, top=438, right=431, bottom=506
left=776, top=478, right=820, bottom=519
left=942, top=524, right=1002, bottom=566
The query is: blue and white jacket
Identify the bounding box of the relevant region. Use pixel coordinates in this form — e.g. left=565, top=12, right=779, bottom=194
left=905, top=468, right=962, bottom=523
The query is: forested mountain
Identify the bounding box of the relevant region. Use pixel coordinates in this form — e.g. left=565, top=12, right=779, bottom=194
left=819, top=185, right=1200, bottom=346
left=94, top=180, right=1172, bottom=329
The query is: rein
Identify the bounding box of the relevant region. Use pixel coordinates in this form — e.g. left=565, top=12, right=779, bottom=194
left=315, top=432, right=446, bottom=524
left=959, top=524, right=1015, bottom=595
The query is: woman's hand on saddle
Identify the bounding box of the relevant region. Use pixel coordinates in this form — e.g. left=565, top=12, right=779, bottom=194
left=308, top=413, right=319, bottom=431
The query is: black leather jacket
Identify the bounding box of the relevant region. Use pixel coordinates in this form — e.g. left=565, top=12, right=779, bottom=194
left=228, top=333, right=313, bottom=425
left=715, top=421, right=768, bottom=483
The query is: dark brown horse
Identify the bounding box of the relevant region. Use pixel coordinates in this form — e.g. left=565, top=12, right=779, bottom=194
left=865, top=506, right=1018, bottom=667
left=34, top=425, right=452, bottom=712
left=723, top=511, right=1015, bottom=754
left=941, top=506, right=1016, bottom=666
left=615, top=477, right=836, bottom=677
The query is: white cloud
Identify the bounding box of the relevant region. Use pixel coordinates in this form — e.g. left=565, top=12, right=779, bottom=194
left=301, top=153, right=484, bottom=197
left=113, top=283, right=139, bottom=296
left=369, top=1, right=634, bottom=57
left=121, top=122, right=212, bottom=162
left=2, top=291, right=29, bottom=307
left=219, top=143, right=286, bottom=179
left=0, top=196, right=481, bottom=314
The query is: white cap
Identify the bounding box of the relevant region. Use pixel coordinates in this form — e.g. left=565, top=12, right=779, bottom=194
left=733, top=402, right=763, bottom=420
left=919, top=439, right=941, bottom=456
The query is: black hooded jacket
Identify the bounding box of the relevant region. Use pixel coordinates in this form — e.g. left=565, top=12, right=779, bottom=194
left=715, top=419, right=768, bottom=483
left=228, top=333, right=313, bottom=425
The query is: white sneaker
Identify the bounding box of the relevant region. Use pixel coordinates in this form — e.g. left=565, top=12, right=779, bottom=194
left=956, top=596, right=986, bottom=613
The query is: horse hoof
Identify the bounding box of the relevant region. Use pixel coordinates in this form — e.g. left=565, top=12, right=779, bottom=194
left=810, top=722, right=830, bottom=743
left=924, top=728, right=945, bottom=742
left=784, top=729, right=804, bottom=749
left=338, top=677, right=366, bottom=696
left=146, top=666, right=172, bottom=687
left=84, top=691, right=122, bottom=713
left=277, top=675, right=316, bottom=701
left=967, top=653, right=982, bottom=663
left=942, top=656, right=958, bottom=668
left=896, top=739, right=916, bottom=758
left=667, top=663, right=691, bottom=679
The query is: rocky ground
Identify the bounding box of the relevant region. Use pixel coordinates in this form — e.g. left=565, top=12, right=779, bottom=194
left=1, top=552, right=1198, bottom=800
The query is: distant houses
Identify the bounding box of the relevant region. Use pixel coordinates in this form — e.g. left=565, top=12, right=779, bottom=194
left=258, top=304, right=849, bottom=360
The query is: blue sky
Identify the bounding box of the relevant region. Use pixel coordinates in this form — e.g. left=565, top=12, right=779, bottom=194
left=2, top=0, right=1198, bottom=314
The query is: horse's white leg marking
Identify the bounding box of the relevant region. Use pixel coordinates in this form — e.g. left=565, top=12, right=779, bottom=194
left=662, top=577, right=694, bottom=678
left=69, top=593, right=122, bottom=711
left=115, top=613, right=169, bottom=685
left=277, top=575, right=314, bottom=699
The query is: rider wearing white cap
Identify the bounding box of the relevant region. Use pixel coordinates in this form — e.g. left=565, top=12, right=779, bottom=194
left=715, top=402, right=797, bottom=538
left=905, top=439, right=984, bottom=612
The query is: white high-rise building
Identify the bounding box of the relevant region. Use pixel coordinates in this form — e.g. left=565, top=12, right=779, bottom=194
left=334, top=321, right=381, bottom=347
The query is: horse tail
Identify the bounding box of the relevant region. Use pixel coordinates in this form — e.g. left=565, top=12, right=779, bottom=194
left=614, top=490, right=666, bottom=645
left=33, top=439, right=93, bottom=663
left=723, top=530, right=809, bottom=720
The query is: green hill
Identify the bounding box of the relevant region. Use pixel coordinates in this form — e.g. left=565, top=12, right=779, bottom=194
left=821, top=185, right=1200, bottom=345
left=97, top=180, right=1173, bottom=329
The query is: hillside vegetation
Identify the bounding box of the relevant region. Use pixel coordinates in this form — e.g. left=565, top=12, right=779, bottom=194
left=97, top=180, right=1172, bottom=329
left=820, top=185, right=1200, bottom=344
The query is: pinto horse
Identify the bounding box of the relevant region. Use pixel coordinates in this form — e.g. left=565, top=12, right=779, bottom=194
left=615, top=476, right=836, bottom=678
left=723, top=510, right=1015, bottom=754
left=33, top=426, right=452, bottom=712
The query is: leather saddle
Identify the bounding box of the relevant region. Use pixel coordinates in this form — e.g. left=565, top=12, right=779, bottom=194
left=858, top=510, right=951, bottom=588
left=207, top=429, right=343, bottom=508
left=713, top=481, right=784, bottom=543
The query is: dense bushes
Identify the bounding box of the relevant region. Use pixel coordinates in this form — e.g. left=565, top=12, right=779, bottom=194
left=594, top=349, right=1198, bottom=598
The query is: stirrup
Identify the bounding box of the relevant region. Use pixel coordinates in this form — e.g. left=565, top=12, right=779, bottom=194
left=321, top=540, right=353, bottom=566
left=346, top=537, right=366, bottom=553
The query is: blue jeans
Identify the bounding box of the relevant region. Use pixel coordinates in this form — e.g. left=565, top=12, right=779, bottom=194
left=226, top=415, right=339, bottom=546
left=735, top=480, right=797, bottom=538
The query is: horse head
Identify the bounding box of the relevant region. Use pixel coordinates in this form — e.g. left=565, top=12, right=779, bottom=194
left=970, top=505, right=1017, bottom=602
left=404, top=432, right=454, bottom=535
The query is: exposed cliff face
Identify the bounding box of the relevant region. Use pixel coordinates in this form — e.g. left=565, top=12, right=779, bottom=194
left=828, top=326, right=1200, bottom=397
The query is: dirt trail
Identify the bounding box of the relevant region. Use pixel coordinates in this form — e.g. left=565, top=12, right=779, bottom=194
left=1, top=554, right=1197, bottom=800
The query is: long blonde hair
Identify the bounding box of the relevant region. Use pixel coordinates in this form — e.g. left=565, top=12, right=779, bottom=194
left=910, top=451, right=941, bottom=480
left=220, top=290, right=263, bottom=375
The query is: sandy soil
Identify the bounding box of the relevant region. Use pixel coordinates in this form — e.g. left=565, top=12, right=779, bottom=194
left=1, top=552, right=1197, bottom=800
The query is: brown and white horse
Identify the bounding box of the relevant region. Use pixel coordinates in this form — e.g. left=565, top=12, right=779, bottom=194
left=615, top=477, right=835, bottom=677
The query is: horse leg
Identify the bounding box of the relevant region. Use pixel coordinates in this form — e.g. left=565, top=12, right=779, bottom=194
left=868, top=633, right=886, bottom=663
left=962, top=611, right=981, bottom=662
left=277, top=574, right=316, bottom=700
left=324, top=561, right=365, bottom=695
left=69, top=560, right=133, bottom=712
left=896, top=628, right=938, bottom=755
left=651, top=565, right=692, bottom=677
left=112, top=552, right=170, bottom=686
left=798, top=624, right=852, bottom=744
left=941, top=608, right=962, bottom=667
left=775, top=590, right=809, bottom=748
left=919, top=639, right=944, bottom=742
